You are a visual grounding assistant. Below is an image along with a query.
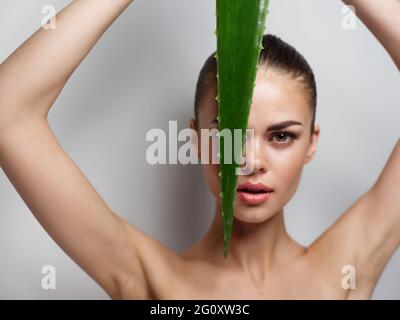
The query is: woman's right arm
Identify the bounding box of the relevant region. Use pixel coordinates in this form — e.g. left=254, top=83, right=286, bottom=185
left=0, top=0, right=133, bottom=129
left=0, top=0, right=179, bottom=299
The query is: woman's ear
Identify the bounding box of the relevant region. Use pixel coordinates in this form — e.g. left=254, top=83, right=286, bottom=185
left=188, top=118, right=201, bottom=159
left=305, top=123, right=320, bottom=164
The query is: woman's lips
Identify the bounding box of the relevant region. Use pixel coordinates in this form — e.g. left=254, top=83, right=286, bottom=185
left=236, top=181, right=274, bottom=205
left=237, top=190, right=273, bottom=205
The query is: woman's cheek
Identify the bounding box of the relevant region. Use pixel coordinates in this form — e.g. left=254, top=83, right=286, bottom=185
left=272, top=149, right=304, bottom=198
left=213, top=164, right=221, bottom=198
left=203, top=163, right=220, bottom=201
left=208, top=135, right=221, bottom=196
left=200, top=134, right=219, bottom=165
left=201, top=130, right=220, bottom=200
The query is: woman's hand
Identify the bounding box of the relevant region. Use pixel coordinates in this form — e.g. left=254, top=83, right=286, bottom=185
left=341, top=0, right=400, bottom=69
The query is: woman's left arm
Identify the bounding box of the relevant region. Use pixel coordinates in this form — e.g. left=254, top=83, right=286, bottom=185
left=343, top=0, right=400, bottom=251
left=342, top=0, right=400, bottom=69
left=339, top=0, right=400, bottom=249
left=344, top=0, right=400, bottom=288
left=307, top=1, right=399, bottom=297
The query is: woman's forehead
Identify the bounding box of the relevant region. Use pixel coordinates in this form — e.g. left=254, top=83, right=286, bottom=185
left=199, top=71, right=310, bottom=127
left=249, top=77, right=310, bottom=124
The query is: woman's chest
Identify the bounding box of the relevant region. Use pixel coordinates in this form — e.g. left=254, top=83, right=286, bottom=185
left=149, top=264, right=349, bottom=300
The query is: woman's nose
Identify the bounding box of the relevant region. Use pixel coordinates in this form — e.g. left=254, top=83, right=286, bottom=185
left=253, top=138, right=268, bottom=173
left=240, top=134, right=267, bottom=175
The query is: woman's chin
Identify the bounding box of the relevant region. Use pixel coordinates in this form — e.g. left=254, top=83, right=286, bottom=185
left=233, top=207, right=276, bottom=224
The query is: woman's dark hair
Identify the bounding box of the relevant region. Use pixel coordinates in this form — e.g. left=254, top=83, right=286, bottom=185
left=193, top=34, right=317, bottom=138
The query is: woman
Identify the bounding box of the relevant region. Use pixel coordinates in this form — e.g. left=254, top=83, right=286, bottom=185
left=0, top=0, right=399, bottom=299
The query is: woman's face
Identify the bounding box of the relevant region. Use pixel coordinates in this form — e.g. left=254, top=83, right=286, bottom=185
left=189, top=69, right=320, bottom=223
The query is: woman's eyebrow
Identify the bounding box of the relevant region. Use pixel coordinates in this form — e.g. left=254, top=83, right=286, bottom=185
left=267, top=120, right=303, bottom=131
left=209, top=119, right=303, bottom=130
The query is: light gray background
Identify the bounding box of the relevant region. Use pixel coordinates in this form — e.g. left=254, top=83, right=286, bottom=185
left=0, top=0, right=399, bottom=299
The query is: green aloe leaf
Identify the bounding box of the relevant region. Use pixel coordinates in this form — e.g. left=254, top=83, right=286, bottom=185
left=215, top=0, right=270, bottom=258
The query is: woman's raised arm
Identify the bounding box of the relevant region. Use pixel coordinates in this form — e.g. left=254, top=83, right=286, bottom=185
left=0, top=0, right=133, bottom=129
left=307, top=0, right=399, bottom=298
left=342, top=0, right=400, bottom=69
left=0, top=0, right=176, bottom=299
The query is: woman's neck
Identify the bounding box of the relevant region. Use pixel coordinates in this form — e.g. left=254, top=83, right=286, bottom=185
left=196, top=200, right=305, bottom=280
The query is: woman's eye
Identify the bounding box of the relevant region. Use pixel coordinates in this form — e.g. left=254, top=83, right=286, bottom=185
left=270, top=131, right=296, bottom=145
